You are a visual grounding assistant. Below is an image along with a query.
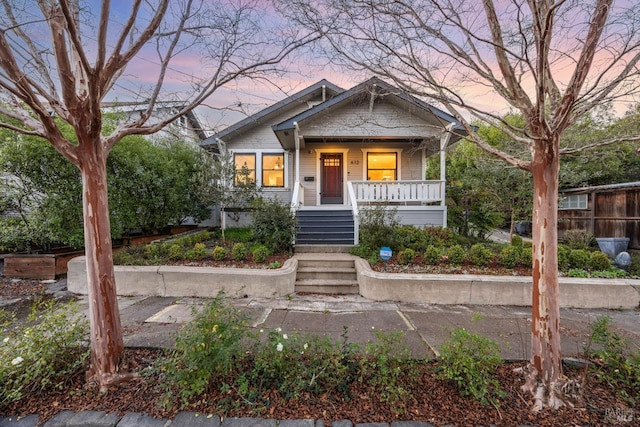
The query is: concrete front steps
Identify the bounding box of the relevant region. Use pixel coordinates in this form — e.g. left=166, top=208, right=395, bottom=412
left=294, top=252, right=359, bottom=294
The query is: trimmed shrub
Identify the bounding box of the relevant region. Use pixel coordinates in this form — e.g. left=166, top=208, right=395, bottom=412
left=423, top=245, right=441, bottom=265
left=446, top=245, right=466, bottom=265
left=397, top=248, right=416, bottom=265
left=252, top=245, right=270, bottom=264
left=558, top=244, right=571, bottom=271
left=168, top=244, right=184, bottom=260
left=499, top=245, right=520, bottom=268
left=590, top=251, right=611, bottom=271
left=212, top=246, right=227, bottom=261
left=511, top=235, right=523, bottom=247
left=192, top=243, right=207, bottom=260
left=568, top=249, right=590, bottom=270
left=469, top=244, right=493, bottom=267
left=231, top=243, right=246, bottom=261
left=519, top=246, right=532, bottom=268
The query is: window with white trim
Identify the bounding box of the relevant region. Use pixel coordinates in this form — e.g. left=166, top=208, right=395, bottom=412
left=367, top=152, right=397, bottom=181
left=262, top=153, right=285, bottom=188
left=234, top=153, right=256, bottom=186
left=559, top=194, right=587, bottom=210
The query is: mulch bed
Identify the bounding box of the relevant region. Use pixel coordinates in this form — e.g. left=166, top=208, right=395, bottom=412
left=2, top=347, right=636, bottom=426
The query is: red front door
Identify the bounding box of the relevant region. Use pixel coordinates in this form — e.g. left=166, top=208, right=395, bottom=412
left=321, top=153, right=343, bottom=204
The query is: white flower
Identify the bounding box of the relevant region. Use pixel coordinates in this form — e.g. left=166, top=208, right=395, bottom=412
left=275, top=327, right=282, bottom=333
left=2, top=337, right=9, bottom=343
left=276, top=342, right=283, bottom=352
left=259, top=329, right=264, bottom=333
left=282, top=334, right=288, bottom=340
left=11, top=356, right=23, bottom=366
left=303, top=343, right=308, bottom=350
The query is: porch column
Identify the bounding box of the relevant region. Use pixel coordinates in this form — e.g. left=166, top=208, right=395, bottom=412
left=294, top=122, right=301, bottom=184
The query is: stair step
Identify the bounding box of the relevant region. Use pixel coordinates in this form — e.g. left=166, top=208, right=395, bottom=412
left=294, top=245, right=354, bottom=253
left=297, top=267, right=356, bottom=281
left=297, top=260, right=355, bottom=268
left=294, top=279, right=360, bottom=295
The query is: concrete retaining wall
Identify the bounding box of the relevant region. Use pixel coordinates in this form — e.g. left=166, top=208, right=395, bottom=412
left=355, top=258, right=640, bottom=309
left=67, top=256, right=297, bottom=298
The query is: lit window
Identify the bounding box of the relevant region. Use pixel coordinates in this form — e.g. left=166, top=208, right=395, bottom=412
left=262, top=153, right=284, bottom=188
left=559, top=194, right=587, bottom=210
left=234, top=154, right=255, bottom=186
left=367, top=152, right=397, bottom=181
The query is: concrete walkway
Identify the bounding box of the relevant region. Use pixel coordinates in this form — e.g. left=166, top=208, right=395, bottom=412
left=1, top=280, right=639, bottom=426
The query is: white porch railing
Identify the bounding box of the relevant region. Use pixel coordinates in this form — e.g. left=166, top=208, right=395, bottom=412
left=350, top=180, right=445, bottom=204
left=290, top=181, right=305, bottom=213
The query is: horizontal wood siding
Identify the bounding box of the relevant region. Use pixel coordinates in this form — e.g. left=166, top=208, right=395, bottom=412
left=559, top=186, right=640, bottom=249
left=394, top=207, right=446, bottom=227
left=301, top=103, right=442, bottom=139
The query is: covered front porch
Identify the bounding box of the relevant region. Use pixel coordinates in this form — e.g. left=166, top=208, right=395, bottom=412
left=291, top=179, right=447, bottom=246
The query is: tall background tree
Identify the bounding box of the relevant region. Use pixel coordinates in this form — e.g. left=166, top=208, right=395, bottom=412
left=286, top=0, right=640, bottom=410
left=0, top=0, right=316, bottom=388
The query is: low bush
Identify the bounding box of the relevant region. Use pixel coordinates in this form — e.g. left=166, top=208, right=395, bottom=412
left=168, top=244, right=184, bottom=261
left=590, top=251, right=611, bottom=271
left=212, top=246, right=227, bottom=261
left=558, top=244, right=571, bottom=271
left=519, top=246, right=532, bottom=268
left=231, top=243, right=247, bottom=261
left=187, top=243, right=207, bottom=260
left=439, top=327, right=504, bottom=405
left=0, top=301, right=89, bottom=408
left=469, top=243, right=493, bottom=267
left=562, top=229, right=595, bottom=250
left=423, top=245, right=441, bottom=265
left=243, top=328, right=354, bottom=400
left=568, top=249, right=591, bottom=270
left=498, top=245, right=520, bottom=268
left=587, top=316, right=640, bottom=404
left=160, top=293, right=250, bottom=409
left=360, top=330, right=416, bottom=410
left=510, top=234, right=523, bottom=247
left=250, top=198, right=296, bottom=253
left=397, top=248, right=416, bottom=265
left=252, top=245, right=270, bottom=264
left=446, top=245, right=466, bottom=265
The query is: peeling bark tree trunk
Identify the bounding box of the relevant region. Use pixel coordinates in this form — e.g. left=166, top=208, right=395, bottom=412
left=524, top=136, right=563, bottom=410
left=78, top=140, right=131, bottom=389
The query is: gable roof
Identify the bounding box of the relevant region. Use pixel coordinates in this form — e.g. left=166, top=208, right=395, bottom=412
left=200, top=79, right=343, bottom=149
left=272, top=77, right=467, bottom=148
left=101, top=100, right=208, bottom=141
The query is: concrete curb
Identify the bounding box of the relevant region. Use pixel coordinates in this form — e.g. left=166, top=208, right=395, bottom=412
left=356, top=258, right=640, bottom=309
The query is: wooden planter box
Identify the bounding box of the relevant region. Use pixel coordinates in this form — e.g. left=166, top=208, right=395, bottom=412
left=3, top=250, right=85, bottom=280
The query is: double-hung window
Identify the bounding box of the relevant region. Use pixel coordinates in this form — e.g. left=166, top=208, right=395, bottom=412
left=234, top=153, right=256, bottom=186
left=262, top=153, right=284, bottom=188
left=367, top=152, right=397, bottom=181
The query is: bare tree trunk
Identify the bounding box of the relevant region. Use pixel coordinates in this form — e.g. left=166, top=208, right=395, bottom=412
left=79, top=141, right=133, bottom=389
left=523, top=136, right=564, bottom=410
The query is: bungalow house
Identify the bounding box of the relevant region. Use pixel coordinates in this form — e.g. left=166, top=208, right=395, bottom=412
left=200, top=77, right=467, bottom=245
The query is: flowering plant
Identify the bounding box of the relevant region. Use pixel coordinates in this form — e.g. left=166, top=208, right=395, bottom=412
left=0, top=300, right=88, bottom=408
